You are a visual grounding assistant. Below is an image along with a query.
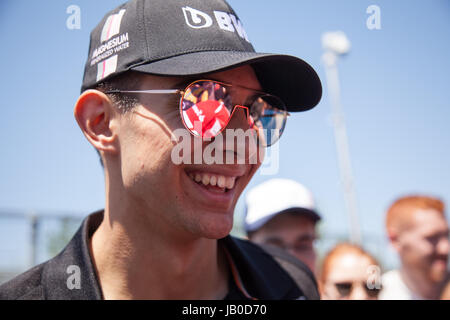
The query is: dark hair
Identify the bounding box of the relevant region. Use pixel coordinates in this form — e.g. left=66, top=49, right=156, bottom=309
left=96, top=71, right=145, bottom=112
left=91, top=71, right=145, bottom=167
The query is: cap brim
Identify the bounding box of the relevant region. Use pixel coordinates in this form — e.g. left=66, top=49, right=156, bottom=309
left=290, top=208, right=322, bottom=223
left=245, top=207, right=321, bottom=233
left=130, top=51, right=322, bottom=112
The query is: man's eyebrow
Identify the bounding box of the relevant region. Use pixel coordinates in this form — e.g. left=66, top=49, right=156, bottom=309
left=172, top=78, right=196, bottom=89
left=295, top=234, right=316, bottom=242
left=172, top=77, right=264, bottom=93
left=264, top=236, right=284, bottom=243
left=171, top=77, right=218, bottom=89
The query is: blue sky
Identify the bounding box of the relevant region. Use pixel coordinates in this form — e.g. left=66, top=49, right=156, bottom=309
left=0, top=0, right=449, bottom=270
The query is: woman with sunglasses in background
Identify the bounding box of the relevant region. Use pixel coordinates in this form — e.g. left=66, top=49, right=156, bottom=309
left=320, top=243, right=382, bottom=300
left=0, top=0, right=323, bottom=300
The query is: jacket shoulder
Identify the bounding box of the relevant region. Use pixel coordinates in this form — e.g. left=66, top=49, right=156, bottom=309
left=227, top=236, right=319, bottom=300
left=0, top=263, right=46, bottom=300
left=259, top=244, right=320, bottom=300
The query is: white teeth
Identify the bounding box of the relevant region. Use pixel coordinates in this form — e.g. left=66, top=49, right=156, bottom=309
left=217, top=176, right=226, bottom=188
left=225, top=177, right=235, bottom=189
left=202, top=174, right=210, bottom=186
left=188, top=172, right=237, bottom=190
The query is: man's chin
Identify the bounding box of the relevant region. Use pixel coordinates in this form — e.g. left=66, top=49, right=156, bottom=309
left=197, top=214, right=234, bottom=240
left=429, top=260, right=449, bottom=283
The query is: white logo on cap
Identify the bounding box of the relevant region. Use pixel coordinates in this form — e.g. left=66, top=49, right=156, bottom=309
left=101, top=9, right=126, bottom=42
left=182, top=6, right=251, bottom=43
left=94, top=9, right=129, bottom=82
left=182, top=6, right=213, bottom=29
left=97, top=55, right=118, bottom=82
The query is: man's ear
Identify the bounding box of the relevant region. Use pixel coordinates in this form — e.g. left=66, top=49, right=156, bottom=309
left=74, top=90, right=119, bottom=155
left=387, top=228, right=401, bottom=253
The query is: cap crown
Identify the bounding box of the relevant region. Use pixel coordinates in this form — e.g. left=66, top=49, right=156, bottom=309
left=82, top=0, right=254, bottom=91
left=245, top=179, right=318, bottom=232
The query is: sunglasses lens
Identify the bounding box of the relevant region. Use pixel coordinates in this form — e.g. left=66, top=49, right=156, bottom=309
left=180, top=81, right=287, bottom=145
left=250, top=95, right=287, bottom=147
left=365, top=286, right=382, bottom=298
left=181, top=81, right=232, bottom=138
left=334, top=282, right=352, bottom=297
left=334, top=282, right=381, bottom=299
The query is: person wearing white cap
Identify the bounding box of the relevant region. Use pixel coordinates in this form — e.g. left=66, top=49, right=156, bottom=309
left=0, top=0, right=322, bottom=300
left=245, top=178, right=321, bottom=273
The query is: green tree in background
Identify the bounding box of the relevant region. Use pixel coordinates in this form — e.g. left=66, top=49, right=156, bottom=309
left=46, top=218, right=80, bottom=257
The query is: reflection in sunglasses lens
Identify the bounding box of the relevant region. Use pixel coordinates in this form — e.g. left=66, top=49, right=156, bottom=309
left=250, top=95, right=286, bottom=146
left=181, top=81, right=287, bottom=145
left=181, top=81, right=233, bottom=138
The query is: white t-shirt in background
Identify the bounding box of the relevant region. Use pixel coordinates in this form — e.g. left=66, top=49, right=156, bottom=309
left=379, top=269, right=423, bottom=300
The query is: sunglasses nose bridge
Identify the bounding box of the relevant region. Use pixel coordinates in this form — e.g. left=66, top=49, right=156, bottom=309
left=231, top=105, right=253, bottom=127
left=349, top=283, right=370, bottom=300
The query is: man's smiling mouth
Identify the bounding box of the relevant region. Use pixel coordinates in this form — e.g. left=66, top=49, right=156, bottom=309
left=187, top=172, right=237, bottom=193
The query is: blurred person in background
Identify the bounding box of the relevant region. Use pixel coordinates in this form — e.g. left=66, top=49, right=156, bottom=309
left=0, top=0, right=323, bottom=300
left=440, top=279, right=450, bottom=300
left=380, top=195, right=449, bottom=300
left=245, top=178, right=321, bottom=274
left=320, top=243, right=382, bottom=300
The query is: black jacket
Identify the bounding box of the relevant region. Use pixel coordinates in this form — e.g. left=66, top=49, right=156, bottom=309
left=0, top=211, right=319, bottom=300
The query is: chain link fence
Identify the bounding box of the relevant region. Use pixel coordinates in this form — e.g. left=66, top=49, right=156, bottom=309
left=0, top=210, right=82, bottom=284
left=0, top=210, right=397, bottom=285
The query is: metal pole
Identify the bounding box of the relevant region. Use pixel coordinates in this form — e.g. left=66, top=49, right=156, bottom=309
left=322, top=51, right=362, bottom=244
left=29, top=213, right=38, bottom=268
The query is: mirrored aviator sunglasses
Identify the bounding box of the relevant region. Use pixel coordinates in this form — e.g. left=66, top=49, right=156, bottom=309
left=105, top=80, right=289, bottom=147
left=334, top=281, right=382, bottom=299
left=180, top=80, right=289, bottom=147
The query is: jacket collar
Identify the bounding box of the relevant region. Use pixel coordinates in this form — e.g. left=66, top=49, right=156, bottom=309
left=221, top=236, right=300, bottom=299
left=41, top=210, right=297, bottom=299
left=42, top=211, right=103, bottom=299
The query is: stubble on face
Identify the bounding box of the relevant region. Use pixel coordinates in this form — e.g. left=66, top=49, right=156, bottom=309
left=398, top=209, right=449, bottom=284
left=112, top=66, right=264, bottom=241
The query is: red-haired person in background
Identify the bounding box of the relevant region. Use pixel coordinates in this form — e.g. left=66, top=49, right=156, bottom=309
left=380, top=195, right=449, bottom=300
left=320, top=243, right=382, bottom=300
left=441, top=280, right=450, bottom=300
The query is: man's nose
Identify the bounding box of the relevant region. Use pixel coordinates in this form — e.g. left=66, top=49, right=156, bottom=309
left=349, top=285, right=369, bottom=300
left=227, top=106, right=251, bottom=130
left=437, top=236, right=450, bottom=256
left=221, top=107, right=259, bottom=162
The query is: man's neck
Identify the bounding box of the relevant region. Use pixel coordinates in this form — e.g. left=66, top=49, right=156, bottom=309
left=399, top=267, right=443, bottom=300
left=90, top=207, right=229, bottom=300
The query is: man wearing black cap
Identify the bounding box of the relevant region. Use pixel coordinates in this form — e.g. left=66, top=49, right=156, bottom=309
left=0, top=0, right=321, bottom=300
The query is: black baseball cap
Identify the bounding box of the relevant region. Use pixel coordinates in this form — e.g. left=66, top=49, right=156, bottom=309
left=81, top=0, right=322, bottom=112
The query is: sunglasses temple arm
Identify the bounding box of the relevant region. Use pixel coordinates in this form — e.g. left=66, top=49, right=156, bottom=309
left=105, top=89, right=182, bottom=94
left=233, top=105, right=255, bottom=128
